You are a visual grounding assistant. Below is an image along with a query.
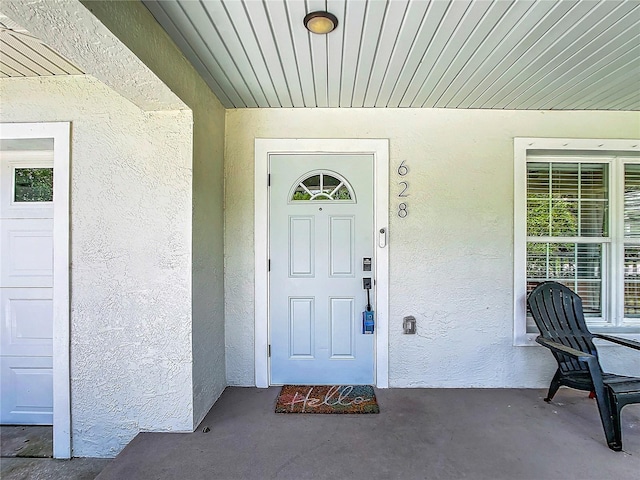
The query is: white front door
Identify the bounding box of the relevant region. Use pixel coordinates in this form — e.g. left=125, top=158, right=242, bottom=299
left=0, top=151, right=54, bottom=425
left=270, top=154, right=375, bottom=385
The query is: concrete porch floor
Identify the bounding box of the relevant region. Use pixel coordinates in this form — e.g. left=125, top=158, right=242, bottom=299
left=95, top=387, right=640, bottom=480
left=2, top=387, right=638, bottom=479
left=0, top=425, right=110, bottom=479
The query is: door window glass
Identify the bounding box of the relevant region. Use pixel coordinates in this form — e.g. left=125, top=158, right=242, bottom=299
left=14, top=168, right=53, bottom=202
left=291, top=171, right=354, bottom=201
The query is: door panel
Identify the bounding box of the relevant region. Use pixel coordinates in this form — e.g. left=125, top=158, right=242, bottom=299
left=1, top=151, right=53, bottom=425
left=289, top=217, right=314, bottom=276
left=329, top=216, right=354, bottom=276
left=270, top=155, right=374, bottom=385
left=1, top=288, right=53, bottom=357
left=0, top=356, right=53, bottom=425
left=289, top=297, right=314, bottom=358
left=330, top=297, right=355, bottom=357
left=1, top=219, right=53, bottom=287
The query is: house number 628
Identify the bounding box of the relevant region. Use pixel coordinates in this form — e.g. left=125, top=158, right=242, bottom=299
left=397, top=161, right=409, bottom=218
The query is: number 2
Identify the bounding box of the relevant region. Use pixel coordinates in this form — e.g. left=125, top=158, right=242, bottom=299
left=398, top=181, right=409, bottom=198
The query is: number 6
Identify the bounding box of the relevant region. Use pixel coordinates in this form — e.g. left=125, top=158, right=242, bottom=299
left=397, top=161, right=408, bottom=176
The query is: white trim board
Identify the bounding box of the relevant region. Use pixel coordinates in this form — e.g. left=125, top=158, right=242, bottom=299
left=0, top=122, right=71, bottom=458
left=254, top=138, right=389, bottom=388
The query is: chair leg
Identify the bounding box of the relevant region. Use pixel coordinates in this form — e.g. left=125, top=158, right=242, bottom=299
left=544, top=370, right=562, bottom=402
left=608, top=394, right=624, bottom=452
left=593, top=387, right=621, bottom=451
left=610, top=414, right=623, bottom=451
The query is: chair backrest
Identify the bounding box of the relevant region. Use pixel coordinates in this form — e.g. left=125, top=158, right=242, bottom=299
left=527, top=281, right=599, bottom=375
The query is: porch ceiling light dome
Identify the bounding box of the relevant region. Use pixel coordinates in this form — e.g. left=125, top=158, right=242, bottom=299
left=304, top=11, right=338, bottom=34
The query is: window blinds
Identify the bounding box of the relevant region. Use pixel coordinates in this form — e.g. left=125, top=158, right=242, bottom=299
left=526, top=162, right=608, bottom=315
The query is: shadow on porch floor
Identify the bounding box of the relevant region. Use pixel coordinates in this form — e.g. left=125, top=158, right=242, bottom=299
left=97, top=387, right=640, bottom=480
left=0, top=425, right=110, bottom=480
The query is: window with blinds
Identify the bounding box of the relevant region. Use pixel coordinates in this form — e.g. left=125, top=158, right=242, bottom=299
left=526, top=162, right=608, bottom=316
left=524, top=157, right=640, bottom=331
left=625, top=164, right=640, bottom=318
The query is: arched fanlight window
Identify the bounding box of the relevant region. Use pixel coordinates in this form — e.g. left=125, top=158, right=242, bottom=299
left=289, top=170, right=355, bottom=202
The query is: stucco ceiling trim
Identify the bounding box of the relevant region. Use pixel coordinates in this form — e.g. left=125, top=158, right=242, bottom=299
left=2, top=0, right=186, bottom=112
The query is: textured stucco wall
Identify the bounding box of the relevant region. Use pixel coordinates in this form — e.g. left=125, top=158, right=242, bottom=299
left=0, top=76, right=194, bottom=456
left=224, top=108, right=640, bottom=387
left=2, top=0, right=185, bottom=112
left=80, top=0, right=227, bottom=429
left=3, top=0, right=226, bottom=456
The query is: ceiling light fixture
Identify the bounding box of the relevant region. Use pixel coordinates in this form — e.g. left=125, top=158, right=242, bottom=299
left=304, top=11, right=338, bottom=34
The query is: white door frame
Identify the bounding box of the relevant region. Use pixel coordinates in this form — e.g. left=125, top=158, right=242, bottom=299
left=254, top=139, right=389, bottom=388
left=1, top=122, right=71, bottom=458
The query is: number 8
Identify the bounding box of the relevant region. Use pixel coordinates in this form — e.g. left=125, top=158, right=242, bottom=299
left=398, top=203, right=408, bottom=218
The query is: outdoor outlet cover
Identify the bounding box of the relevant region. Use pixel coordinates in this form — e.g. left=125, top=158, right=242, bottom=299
left=403, top=316, right=416, bottom=334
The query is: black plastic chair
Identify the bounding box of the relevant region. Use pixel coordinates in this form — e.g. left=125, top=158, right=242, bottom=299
left=527, top=281, right=640, bottom=451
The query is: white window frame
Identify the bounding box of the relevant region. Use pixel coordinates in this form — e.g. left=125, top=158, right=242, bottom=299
left=514, top=138, right=640, bottom=346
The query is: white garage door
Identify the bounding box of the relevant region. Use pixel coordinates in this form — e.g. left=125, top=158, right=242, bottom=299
left=0, top=150, right=54, bottom=425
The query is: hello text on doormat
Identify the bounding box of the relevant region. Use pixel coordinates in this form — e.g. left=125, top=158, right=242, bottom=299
left=275, top=385, right=380, bottom=414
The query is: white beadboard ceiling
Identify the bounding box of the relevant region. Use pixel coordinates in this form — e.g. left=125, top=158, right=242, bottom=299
left=143, top=0, right=640, bottom=110
left=0, top=14, right=83, bottom=77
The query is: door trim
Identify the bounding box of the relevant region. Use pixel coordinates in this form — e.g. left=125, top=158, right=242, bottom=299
left=254, top=139, right=389, bottom=388
left=1, top=122, right=71, bottom=458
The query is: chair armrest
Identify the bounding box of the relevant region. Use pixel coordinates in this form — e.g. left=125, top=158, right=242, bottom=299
left=535, top=336, right=596, bottom=362
left=536, top=337, right=608, bottom=412
left=593, top=333, right=640, bottom=350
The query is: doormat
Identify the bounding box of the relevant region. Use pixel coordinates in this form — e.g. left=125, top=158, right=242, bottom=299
left=275, top=385, right=379, bottom=414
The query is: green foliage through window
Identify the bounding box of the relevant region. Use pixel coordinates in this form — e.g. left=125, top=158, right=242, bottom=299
left=292, top=191, right=312, bottom=200
left=291, top=172, right=353, bottom=201
left=14, top=168, right=53, bottom=202
left=527, top=194, right=578, bottom=238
